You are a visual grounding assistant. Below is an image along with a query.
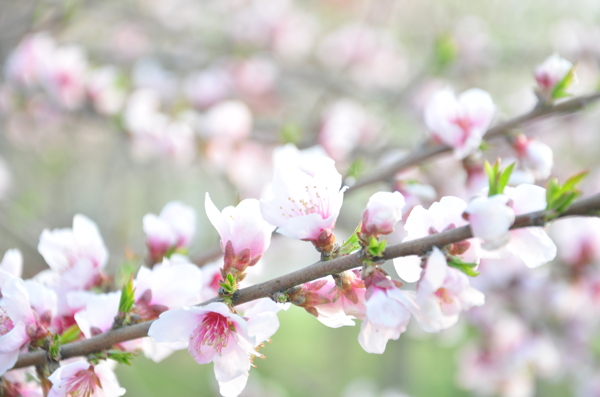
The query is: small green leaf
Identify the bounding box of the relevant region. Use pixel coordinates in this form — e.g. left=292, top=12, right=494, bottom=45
left=49, top=334, right=61, bottom=360
left=448, top=257, right=480, bottom=277
left=485, top=159, right=514, bottom=196
left=433, top=34, right=458, bottom=72
left=545, top=171, right=588, bottom=217
left=498, top=162, right=516, bottom=194
left=107, top=350, right=137, bottom=366
left=280, top=122, right=302, bottom=144
left=58, top=324, right=81, bottom=344
left=339, top=225, right=361, bottom=256
left=367, top=237, right=387, bottom=257
left=550, top=65, right=577, bottom=100
left=118, top=276, right=136, bottom=314
left=346, top=158, right=365, bottom=181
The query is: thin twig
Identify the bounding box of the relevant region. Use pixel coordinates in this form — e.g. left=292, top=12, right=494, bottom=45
left=347, top=92, right=600, bottom=193
left=11, top=192, right=600, bottom=370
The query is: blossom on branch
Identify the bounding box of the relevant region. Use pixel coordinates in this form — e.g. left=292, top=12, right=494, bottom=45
left=143, top=201, right=196, bottom=263
left=424, top=88, right=496, bottom=159
left=360, top=191, right=406, bottom=238
left=148, top=300, right=282, bottom=397
left=513, top=135, right=553, bottom=180
left=534, top=53, right=576, bottom=99
left=260, top=144, right=347, bottom=252
left=465, top=194, right=515, bottom=250
left=205, top=194, right=275, bottom=278
left=48, top=361, right=125, bottom=397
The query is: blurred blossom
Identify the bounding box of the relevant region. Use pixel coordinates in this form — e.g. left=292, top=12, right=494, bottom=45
left=86, top=66, right=126, bottom=115
left=0, top=249, right=23, bottom=289
left=465, top=194, right=515, bottom=250
left=40, top=45, right=88, bottom=110
left=226, top=141, right=274, bottom=198
left=550, top=217, right=600, bottom=269
left=185, top=67, right=232, bottom=109
left=2, top=368, right=43, bottom=396
left=143, top=201, right=196, bottom=263
left=202, top=100, right=253, bottom=141
left=0, top=157, right=12, bottom=201
left=48, top=361, right=125, bottom=397
left=132, top=59, right=177, bottom=101
left=424, top=88, right=496, bottom=159
left=112, top=24, right=150, bottom=61
left=233, top=57, right=278, bottom=97
left=4, top=32, right=55, bottom=87
left=319, top=99, right=380, bottom=163
left=513, top=135, right=553, bottom=180
left=534, top=53, right=576, bottom=100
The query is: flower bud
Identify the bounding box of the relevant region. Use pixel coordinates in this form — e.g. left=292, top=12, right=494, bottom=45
left=360, top=191, right=406, bottom=237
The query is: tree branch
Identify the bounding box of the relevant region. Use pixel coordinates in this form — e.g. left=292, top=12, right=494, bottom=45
left=11, top=192, right=600, bottom=370
left=347, top=92, right=600, bottom=193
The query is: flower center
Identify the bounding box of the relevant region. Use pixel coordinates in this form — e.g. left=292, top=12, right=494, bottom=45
left=63, top=366, right=101, bottom=397
left=0, top=308, right=14, bottom=336
left=191, top=312, right=233, bottom=355
left=279, top=185, right=330, bottom=220
left=435, top=288, right=454, bottom=305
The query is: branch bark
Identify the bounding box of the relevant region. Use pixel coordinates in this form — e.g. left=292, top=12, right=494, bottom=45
left=347, top=92, right=600, bottom=193
left=11, top=192, right=600, bottom=371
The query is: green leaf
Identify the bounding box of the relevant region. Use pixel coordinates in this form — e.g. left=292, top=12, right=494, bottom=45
left=433, top=34, right=458, bottom=71
left=545, top=171, right=588, bottom=216
left=485, top=159, right=514, bottom=196
left=116, top=261, right=138, bottom=289
left=346, top=158, right=365, bottom=181
left=118, top=276, right=136, bottom=314
left=107, top=350, right=137, bottom=366
left=448, top=257, right=480, bottom=277
left=280, top=122, right=302, bottom=144
left=367, top=237, right=387, bottom=257
left=339, top=226, right=361, bottom=256
left=550, top=65, right=577, bottom=100
left=58, top=324, right=81, bottom=344
left=49, top=334, right=61, bottom=360
left=498, top=162, right=516, bottom=194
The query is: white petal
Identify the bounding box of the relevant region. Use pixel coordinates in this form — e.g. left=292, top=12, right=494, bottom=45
left=393, top=255, right=422, bottom=283
left=508, top=228, right=557, bottom=268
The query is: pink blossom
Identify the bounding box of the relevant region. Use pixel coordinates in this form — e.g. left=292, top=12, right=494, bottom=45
left=74, top=292, right=120, bottom=339
left=394, top=196, right=480, bottom=283
left=0, top=278, right=57, bottom=375
left=0, top=249, right=22, bottom=290
left=318, top=99, right=380, bottom=163
left=149, top=300, right=282, bottom=397
left=233, top=57, right=278, bottom=97
left=465, top=194, right=515, bottom=250
left=361, top=191, right=406, bottom=237
left=4, top=33, right=55, bottom=87
left=358, top=269, right=417, bottom=354
left=40, top=45, right=88, bottom=110
left=413, top=248, right=484, bottom=332
left=480, top=184, right=557, bottom=268
left=134, top=257, right=203, bottom=321
left=206, top=194, right=275, bottom=275
left=37, top=214, right=108, bottom=291
left=184, top=68, right=232, bottom=109
left=143, top=201, right=196, bottom=263
left=202, top=100, right=253, bottom=141
left=534, top=53, right=574, bottom=93
left=514, top=135, right=553, bottom=180
left=2, top=368, right=43, bottom=397
left=260, top=145, right=347, bottom=245
left=424, top=88, right=496, bottom=159
left=48, top=361, right=125, bottom=397
left=550, top=217, right=600, bottom=269
left=315, top=270, right=367, bottom=327
left=86, top=66, right=126, bottom=115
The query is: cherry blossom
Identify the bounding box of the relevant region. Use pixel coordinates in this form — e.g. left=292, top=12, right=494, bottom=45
left=260, top=144, right=347, bottom=249
left=513, top=135, right=553, bottom=180
left=4, top=33, right=55, bottom=87
left=206, top=194, right=275, bottom=277
left=40, top=45, right=88, bottom=110
left=394, top=196, right=480, bottom=283
left=0, top=249, right=22, bottom=291
left=534, top=53, right=575, bottom=96
left=359, top=269, right=417, bottom=354
left=465, top=194, right=515, bottom=250
left=48, top=361, right=125, bottom=397
left=1, top=368, right=43, bottom=397
left=0, top=278, right=57, bottom=375
left=86, top=66, right=126, bottom=115
left=424, top=88, right=496, bottom=159
left=37, top=214, right=108, bottom=294
left=360, top=191, right=406, bottom=238
left=143, top=201, right=196, bottom=263
left=148, top=300, right=282, bottom=397
left=412, top=248, right=484, bottom=332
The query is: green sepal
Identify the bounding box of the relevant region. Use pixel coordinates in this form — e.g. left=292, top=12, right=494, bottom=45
left=339, top=225, right=361, bottom=256
left=346, top=158, right=365, bottom=181
left=48, top=334, right=61, bottom=361
left=118, top=275, right=136, bottom=314
left=447, top=256, right=480, bottom=277
left=58, top=324, right=81, bottom=344
left=107, top=350, right=136, bottom=366
left=550, top=65, right=577, bottom=100
left=367, top=237, right=387, bottom=258
left=219, top=273, right=237, bottom=295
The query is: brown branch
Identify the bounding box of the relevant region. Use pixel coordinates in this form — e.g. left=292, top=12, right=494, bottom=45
left=11, top=192, right=600, bottom=370
left=347, top=92, right=600, bottom=193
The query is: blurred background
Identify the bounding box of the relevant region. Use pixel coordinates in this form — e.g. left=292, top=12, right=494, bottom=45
left=2, top=0, right=600, bottom=396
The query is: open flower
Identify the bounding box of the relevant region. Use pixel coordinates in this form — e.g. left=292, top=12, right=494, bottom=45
left=143, top=201, right=196, bottom=263
left=48, top=361, right=125, bottom=397
left=149, top=300, right=282, bottom=397
left=359, top=269, right=417, bottom=354
left=465, top=194, right=516, bottom=250
left=534, top=53, right=575, bottom=98
left=413, top=248, right=484, bottom=332
left=206, top=194, right=275, bottom=277
left=424, top=88, right=496, bottom=159
left=260, top=145, right=347, bottom=250
left=513, top=135, right=553, bottom=180
left=37, top=214, right=108, bottom=291
left=360, top=191, right=406, bottom=238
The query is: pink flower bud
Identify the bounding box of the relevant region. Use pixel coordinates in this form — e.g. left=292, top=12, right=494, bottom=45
left=361, top=191, right=406, bottom=237
left=514, top=135, right=553, bottom=180
left=534, top=53, right=574, bottom=93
